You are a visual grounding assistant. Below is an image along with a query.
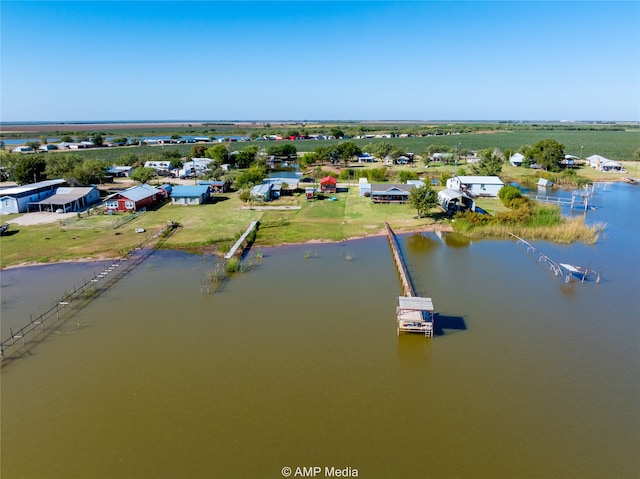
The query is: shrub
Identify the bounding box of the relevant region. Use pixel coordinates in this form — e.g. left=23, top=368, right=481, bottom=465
left=498, top=185, right=524, bottom=208
left=238, top=188, right=251, bottom=202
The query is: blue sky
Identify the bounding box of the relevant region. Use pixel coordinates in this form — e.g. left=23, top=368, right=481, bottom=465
left=1, top=1, right=638, bottom=121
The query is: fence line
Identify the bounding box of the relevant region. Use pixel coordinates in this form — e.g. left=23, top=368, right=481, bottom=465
left=1, top=221, right=180, bottom=364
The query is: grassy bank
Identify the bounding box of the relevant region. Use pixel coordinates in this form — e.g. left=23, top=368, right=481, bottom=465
left=0, top=182, right=604, bottom=268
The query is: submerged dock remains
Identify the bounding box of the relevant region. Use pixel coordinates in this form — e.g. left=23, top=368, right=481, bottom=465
left=510, top=233, right=601, bottom=283
left=385, top=223, right=435, bottom=337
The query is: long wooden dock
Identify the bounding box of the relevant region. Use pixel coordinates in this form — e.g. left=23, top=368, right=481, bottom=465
left=385, top=223, right=435, bottom=337
left=225, top=221, right=258, bottom=259
left=1, top=221, right=181, bottom=364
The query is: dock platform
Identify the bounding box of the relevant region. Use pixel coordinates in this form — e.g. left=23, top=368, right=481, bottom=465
left=385, top=223, right=435, bottom=337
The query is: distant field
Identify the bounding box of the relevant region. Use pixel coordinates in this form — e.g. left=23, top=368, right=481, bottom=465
left=31, top=128, right=639, bottom=162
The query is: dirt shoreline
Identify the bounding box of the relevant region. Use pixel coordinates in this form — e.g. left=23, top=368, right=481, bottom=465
left=0, top=122, right=208, bottom=133
left=0, top=223, right=453, bottom=271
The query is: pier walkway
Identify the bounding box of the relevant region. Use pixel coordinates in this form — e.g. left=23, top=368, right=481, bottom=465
left=385, top=223, right=435, bottom=337
left=1, top=221, right=180, bottom=364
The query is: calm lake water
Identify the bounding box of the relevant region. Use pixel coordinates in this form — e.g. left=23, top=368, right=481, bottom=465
left=1, top=183, right=638, bottom=478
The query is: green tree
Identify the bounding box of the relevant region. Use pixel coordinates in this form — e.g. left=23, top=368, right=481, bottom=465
left=267, top=143, right=297, bottom=157
left=314, top=145, right=332, bottom=165
left=26, top=141, right=41, bottom=151
left=130, top=167, right=157, bottom=184
left=335, top=141, right=361, bottom=166
left=14, top=155, right=47, bottom=184
left=524, top=139, right=565, bottom=171
left=330, top=127, right=345, bottom=139
left=368, top=141, right=394, bottom=160
left=235, top=147, right=257, bottom=168
left=408, top=184, right=438, bottom=218
left=60, top=135, right=74, bottom=143
left=73, top=160, right=106, bottom=185
left=206, top=144, right=229, bottom=163
left=470, top=148, right=503, bottom=176
left=0, top=151, right=19, bottom=180
left=90, top=133, right=104, bottom=147
left=45, top=153, right=83, bottom=180
left=398, top=170, right=419, bottom=183
left=190, top=144, right=208, bottom=158
left=235, top=165, right=266, bottom=189
left=633, top=148, right=640, bottom=161
left=118, top=152, right=139, bottom=166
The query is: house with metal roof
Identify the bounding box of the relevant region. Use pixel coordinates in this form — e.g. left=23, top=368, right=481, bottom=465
left=106, top=165, right=134, bottom=177
left=370, top=183, right=415, bottom=204
left=250, top=183, right=273, bottom=202
left=170, top=185, right=210, bottom=205
left=320, top=176, right=337, bottom=193
left=104, top=184, right=163, bottom=212
left=509, top=152, right=526, bottom=166
left=446, top=175, right=504, bottom=197
left=28, top=186, right=100, bottom=213
left=438, top=188, right=475, bottom=216
left=0, top=179, right=66, bottom=214
left=199, top=180, right=229, bottom=193
left=586, top=155, right=623, bottom=172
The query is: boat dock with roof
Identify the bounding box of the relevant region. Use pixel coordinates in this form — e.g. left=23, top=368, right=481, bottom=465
left=385, top=223, right=435, bottom=337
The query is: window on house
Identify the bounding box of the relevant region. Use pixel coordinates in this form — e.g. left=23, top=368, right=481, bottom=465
left=106, top=201, right=118, bottom=209
left=125, top=201, right=134, bottom=209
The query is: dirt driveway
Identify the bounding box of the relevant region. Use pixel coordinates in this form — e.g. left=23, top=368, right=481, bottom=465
left=5, top=211, right=78, bottom=226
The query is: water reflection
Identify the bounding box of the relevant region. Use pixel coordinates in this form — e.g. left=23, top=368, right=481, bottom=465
left=404, top=232, right=440, bottom=255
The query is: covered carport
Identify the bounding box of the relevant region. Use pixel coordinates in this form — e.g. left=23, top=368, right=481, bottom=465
left=27, top=187, right=100, bottom=213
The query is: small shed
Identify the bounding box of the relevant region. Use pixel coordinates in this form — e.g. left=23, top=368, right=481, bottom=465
left=320, top=176, right=337, bottom=193
left=170, top=185, right=210, bottom=205
left=250, top=183, right=273, bottom=202
left=305, top=187, right=315, bottom=201
left=358, top=178, right=371, bottom=197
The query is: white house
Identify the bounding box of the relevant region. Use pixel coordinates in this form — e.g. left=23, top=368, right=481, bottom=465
left=144, top=160, right=173, bottom=172
left=39, top=144, right=58, bottom=151
left=446, top=175, right=504, bottom=197
left=586, top=155, right=623, bottom=172
left=509, top=152, right=525, bottom=167
left=179, top=158, right=213, bottom=177
left=12, top=146, right=34, bottom=153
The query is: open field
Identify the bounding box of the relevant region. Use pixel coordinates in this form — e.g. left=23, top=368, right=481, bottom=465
left=4, top=124, right=639, bottom=161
